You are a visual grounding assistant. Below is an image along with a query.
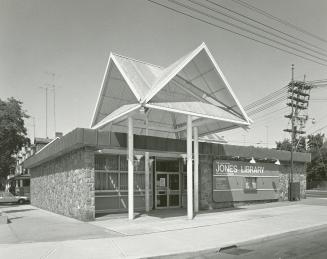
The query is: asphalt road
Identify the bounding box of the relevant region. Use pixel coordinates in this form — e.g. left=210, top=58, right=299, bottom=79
left=155, top=225, right=327, bottom=259
left=152, top=197, right=327, bottom=259
left=306, top=189, right=327, bottom=198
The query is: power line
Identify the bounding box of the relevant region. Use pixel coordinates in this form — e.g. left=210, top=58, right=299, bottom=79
left=167, top=0, right=327, bottom=63
left=146, top=0, right=327, bottom=67
left=253, top=112, right=287, bottom=126
left=309, top=124, right=327, bottom=135
left=306, top=113, right=327, bottom=133
left=245, top=86, right=287, bottom=110
left=245, top=91, right=287, bottom=112
left=245, top=79, right=327, bottom=113
left=247, top=95, right=287, bottom=114
left=195, top=0, right=327, bottom=57
left=252, top=106, right=288, bottom=120
left=231, top=0, right=327, bottom=44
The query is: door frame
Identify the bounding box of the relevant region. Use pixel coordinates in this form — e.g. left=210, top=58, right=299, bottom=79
left=155, top=171, right=181, bottom=209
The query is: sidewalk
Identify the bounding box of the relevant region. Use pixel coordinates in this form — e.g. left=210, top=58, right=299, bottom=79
left=1, top=198, right=327, bottom=258
left=0, top=204, right=121, bottom=243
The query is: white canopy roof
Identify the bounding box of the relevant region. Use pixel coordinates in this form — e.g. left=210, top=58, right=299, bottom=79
left=91, top=43, right=251, bottom=139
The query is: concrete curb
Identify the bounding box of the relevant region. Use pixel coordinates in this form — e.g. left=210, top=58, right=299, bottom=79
left=147, top=223, right=327, bottom=258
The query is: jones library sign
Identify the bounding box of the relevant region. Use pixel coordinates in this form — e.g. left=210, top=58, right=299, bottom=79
left=212, top=160, right=281, bottom=202
left=213, top=160, right=279, bottom=177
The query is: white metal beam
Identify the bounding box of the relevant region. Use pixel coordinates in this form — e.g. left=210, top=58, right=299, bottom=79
left=194, top=126, right=199, bottom=213
left=128, top=116, right=134, bottom=220
left=145, top=104, right=249, bottom=127
left=145, top=116, right=150, bottom=212
left=187, top=115, right=193, bottom=219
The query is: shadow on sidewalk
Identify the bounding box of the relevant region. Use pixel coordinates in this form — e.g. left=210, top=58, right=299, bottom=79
left=95, top=206, right=246, bottom=220
left=4, top=208, right=36, bottom=214
left=8, top=216, right=24, bottom=223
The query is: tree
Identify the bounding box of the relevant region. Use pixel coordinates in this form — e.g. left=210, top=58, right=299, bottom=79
left=0, top=97, right=30, bottom=188
left=306, top=134, right=327, bottom=187
left=307, top=133, right=325, bottom=152
left=276, top=138, right=292, bottom=151
left=276, top=137, right=307, bottom=152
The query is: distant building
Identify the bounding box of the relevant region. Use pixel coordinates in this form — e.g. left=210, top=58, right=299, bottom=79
left=7, top=134, right=62, bottom=196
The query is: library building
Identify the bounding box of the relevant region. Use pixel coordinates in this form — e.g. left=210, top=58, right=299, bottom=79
left=24, top=44, right=310, bottom=221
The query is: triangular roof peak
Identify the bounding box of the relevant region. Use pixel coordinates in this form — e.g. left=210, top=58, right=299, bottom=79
left=111, top=52, right=163, bottom=69
left=143, top=42, right=250, bottom=123
left=91, top=43, right=251, bottom=137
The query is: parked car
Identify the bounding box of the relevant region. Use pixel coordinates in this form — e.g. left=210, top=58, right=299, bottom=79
left=0, top=191, right=29, bottom=204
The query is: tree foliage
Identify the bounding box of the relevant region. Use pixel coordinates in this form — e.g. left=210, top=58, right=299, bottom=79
left=276, top=133, right=327, bottom=186
left=275, top=138, right=306, bottom=152
left=307, top=133, right=325, bottom=152
left=306, top=134, right=327, bottom=185
left=0, top=97, right=30, bottom=183
left=276, top=138, right=292, bottom=152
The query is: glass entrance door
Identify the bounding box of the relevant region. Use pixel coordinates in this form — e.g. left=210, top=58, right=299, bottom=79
left=156, top=172, right=180, bottom=208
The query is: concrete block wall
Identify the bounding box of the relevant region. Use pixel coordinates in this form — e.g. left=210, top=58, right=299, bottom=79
left=30, top=148, right=95, bottom=221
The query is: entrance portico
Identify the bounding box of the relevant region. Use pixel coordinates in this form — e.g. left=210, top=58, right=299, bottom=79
left=90, top=43, right=251, bottom=219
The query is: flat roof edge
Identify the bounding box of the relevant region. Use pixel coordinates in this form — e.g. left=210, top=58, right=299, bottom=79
left=24, top=128, right=311, bottom=169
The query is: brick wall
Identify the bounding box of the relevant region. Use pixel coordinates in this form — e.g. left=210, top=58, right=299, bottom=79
left=199, top=155, right=307, bottom=209
left=30, top=148, right=95, bottom=221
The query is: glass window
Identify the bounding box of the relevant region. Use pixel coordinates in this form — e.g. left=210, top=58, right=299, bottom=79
left=134, top=173, right=145, bottom=190
left=169, top=174, right=179, bottom=190
left=183, top=174, right=187, bottom=190
left=23, top=179, right=30, bottom=186
left=95, top=154, right=148, bottom=193
left=244, top=177, right=257, bottom=192
left=134, top=157, right=145, bottom=171
left=95, top=155, right=118, bottom=170
left=120, top=156, right=128, bottom=171
left=95, top=156, right=106, bottom=170
left=95, top=172, right=118, bottom=190
left=120, top=173, right=128, bottom=190
left=156, top=159, right=179, bottom=172
left=120, top=155, right=145, bottom=171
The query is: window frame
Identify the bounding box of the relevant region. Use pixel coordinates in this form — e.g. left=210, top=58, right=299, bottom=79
left=94, top=154, right=150, bottom=192
left=244, top=177, right=257, bottom=193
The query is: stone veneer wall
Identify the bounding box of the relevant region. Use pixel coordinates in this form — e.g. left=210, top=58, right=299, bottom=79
left=199, top=155, right=307, bottom=210
left=30, top=148, right=95, bottom=221
left=278, top=162, right=307, bottom=200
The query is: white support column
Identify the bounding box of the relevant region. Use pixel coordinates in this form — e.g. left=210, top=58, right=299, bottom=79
left=128, top=116, right=134, bottom=220
left=145, top=151, right=150, bottom=212
left=145, top=116, right=150, bottom=212
left=194, top=126, right=199, bottom=213
left=187, top=115, right=193, bottom=220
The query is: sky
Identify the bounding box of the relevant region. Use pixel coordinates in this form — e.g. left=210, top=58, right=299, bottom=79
left=1, top=0, right=327, bottom=148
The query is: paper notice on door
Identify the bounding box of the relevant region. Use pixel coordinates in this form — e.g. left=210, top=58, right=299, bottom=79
left=159, top=178, right=166, bottom=187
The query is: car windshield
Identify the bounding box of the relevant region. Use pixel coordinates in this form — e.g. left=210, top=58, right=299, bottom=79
left=3, top=192, right=14, bottom=197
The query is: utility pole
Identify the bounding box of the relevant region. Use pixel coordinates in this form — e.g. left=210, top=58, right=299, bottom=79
left=32, top=116, right=36, bottom=144
left=53, top=85, right=56, bottom=134
left=39, top=86, right=50, bottom=138
left=45, top=83, right=57, bottom=135
left=45, top=71, right=57, bottom=137
left=283, top=64, right=312, bottom=201
left=265, top=125, right=269, bottom=148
